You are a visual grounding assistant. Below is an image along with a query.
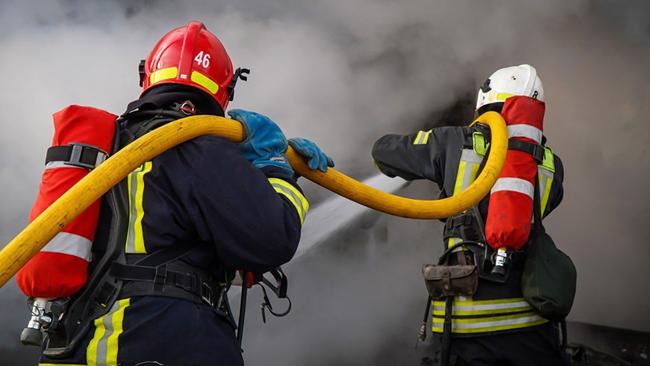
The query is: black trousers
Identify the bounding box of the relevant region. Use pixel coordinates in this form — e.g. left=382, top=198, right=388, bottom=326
left=38, top=296, right=243, bottom=366
left=447, top=323, right=571, bottom=366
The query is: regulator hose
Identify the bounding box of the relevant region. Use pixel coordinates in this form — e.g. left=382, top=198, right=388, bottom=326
left=0, top=111, right=507, bottom=287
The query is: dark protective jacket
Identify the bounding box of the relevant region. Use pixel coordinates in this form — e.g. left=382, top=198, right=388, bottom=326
left=372, top=123, right=564, bottom=335
left=39, top=87, right=307, bottom=365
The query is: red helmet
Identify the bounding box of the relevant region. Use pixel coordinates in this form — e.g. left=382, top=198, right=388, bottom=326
left=140, top=21, right=247, bottom=111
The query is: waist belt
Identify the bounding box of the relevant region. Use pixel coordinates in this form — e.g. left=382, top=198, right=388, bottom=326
left=110, top=261, right=226, bottom=308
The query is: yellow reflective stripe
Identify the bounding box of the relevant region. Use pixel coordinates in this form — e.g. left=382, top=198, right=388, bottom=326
left=432, top=311, right=548, bottom=333
left=125, top=162, right=153, bottom=254
left=86, top=312, right=106, bottom=366
left=87, top=298, right=130, bottom=366
left=413, top=130, right=431, bottom=145
left=541, top=146, right=555, bottom=173
left=150, top=67, right=178, bottom=85
left=472, top=132, right=488, bottom=157
left=495, top=92, right=514, bottom=101
left=191, top=71, right=219, bottom=94
left=268, top=178, right=309, bottom=224
left=539, top=174, right=553, bottom=215
left=453, top=160, right=467, bottom=195
left=432, top=297, right=533, bottom=316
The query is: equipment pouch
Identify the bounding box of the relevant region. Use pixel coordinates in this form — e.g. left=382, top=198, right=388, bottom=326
left=422, top=264, right=478, bottom=299
left=521, top=176, right=577, bottom=321
left=521, top=227, right=576, bottom=321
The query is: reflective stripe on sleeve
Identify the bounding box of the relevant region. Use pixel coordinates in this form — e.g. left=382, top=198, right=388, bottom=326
left=413, top=130, right=432, bottom=145
left=507, top=124, right=543, bottom=144
left=491, top=177, right=534, bottom=199
left=125, top=162, right=153, bottom=254
left=268, top=178, right=309, bottom=224
left=87, top=298, right=130, bottom=366
left=41, top=232, right=92, bottom=261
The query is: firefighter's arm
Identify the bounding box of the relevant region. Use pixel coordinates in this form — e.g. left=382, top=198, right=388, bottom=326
left=371, top=127, right=449, bottom=184
left=189, top=138, right=305, bottom=274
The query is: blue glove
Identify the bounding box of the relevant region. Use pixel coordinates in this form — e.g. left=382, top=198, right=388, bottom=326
left=228, top=109, right=293, bottom=176
left=288, top=137, right=334, bottom=172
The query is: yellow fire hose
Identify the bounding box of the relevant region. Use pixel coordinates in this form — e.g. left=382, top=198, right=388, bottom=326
left=0, top=111, right=507, bottom=288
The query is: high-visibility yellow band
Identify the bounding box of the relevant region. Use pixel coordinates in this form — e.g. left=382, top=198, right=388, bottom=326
left=539, top=173, right=554, bottom=215
left=495, top=92, right=514, bottom=101
left=150, top=67, right=178, bottom=85
left=453, top=160, right=467, bottom=195
left=191, top=71, right=219, bottom=94
left=268, top=178, right=309, bottom=224
left=125, top=162, right=152, bottom=254
left=541, top=146, right=555, bottom=173
left=413, top=130, right=432, bottom=145
left=472, top=132, right=488, bottom=156
left=433, top=297, right=533, bottom=316
left=432, top=311, right=548, bottom=333
left=87, top=298, right=131, bottom=366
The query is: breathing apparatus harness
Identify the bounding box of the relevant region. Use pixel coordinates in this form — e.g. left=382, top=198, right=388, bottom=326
left=21, top=102, right=292, bottom=357
left=417, top=133, right=548, bottom=366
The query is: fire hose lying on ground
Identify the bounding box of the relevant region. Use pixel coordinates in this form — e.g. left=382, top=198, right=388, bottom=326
left=0, top=111, right=506, bottom=289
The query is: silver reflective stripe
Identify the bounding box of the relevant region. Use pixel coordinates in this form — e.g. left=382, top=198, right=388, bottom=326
left=432, top=313, right=546, bottom=331
left=272, top=182, right=306, bottom=219
left=458, top=149, right=482, bottom=191
left=41, top=232, right=92, bottom=261
left=507, top=124, right=543, bottom=144
left=414, top=130, right=431, bottom=145
left=432, top=300, right=530, bottom=313
left=44, top=161, right=85, bottom=170
left=491, top=177, right=534, bottom=199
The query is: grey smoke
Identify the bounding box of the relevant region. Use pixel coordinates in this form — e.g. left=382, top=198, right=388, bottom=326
left=0, top=0, right=649, bottom=364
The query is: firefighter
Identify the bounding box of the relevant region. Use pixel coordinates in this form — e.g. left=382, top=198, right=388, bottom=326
left=36, top=21, right=332, bottom=365
left=372, top=65, right=569, bottom=366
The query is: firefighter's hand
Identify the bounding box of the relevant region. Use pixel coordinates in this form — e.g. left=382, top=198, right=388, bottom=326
left=288, top=138, right=334, bottom=173
left=228, top=109, right=293, bottom=176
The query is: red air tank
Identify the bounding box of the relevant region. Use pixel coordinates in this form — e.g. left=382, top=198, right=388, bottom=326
left=16, top=105, right=116, bottom=299
left=485, top=96, right=545, bottom=252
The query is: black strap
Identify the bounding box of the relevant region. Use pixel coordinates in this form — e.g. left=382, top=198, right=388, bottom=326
left=508, top=139, right=544, bottom=163
left=237, top=271, right=249, bottom=347
left=440, top=297, right=453, bottom=366
left=46, top=144, right=107, bottom=169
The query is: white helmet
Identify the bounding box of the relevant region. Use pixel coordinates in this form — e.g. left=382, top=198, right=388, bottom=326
left=475, top=64, right=544, bottom=112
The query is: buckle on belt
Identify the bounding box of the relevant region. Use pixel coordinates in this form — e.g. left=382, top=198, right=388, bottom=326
left=65, top=143, right=108, bottom=170
left=201, top=282, right=214, bottom=307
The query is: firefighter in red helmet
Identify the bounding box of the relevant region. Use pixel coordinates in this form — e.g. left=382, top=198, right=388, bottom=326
left=372, top=65, right=570, bottom=366
left=34, top=21, right=332, bottom=365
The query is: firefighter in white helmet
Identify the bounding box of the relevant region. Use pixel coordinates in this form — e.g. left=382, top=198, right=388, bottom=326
left=372, top=65, right=570, bottom=366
